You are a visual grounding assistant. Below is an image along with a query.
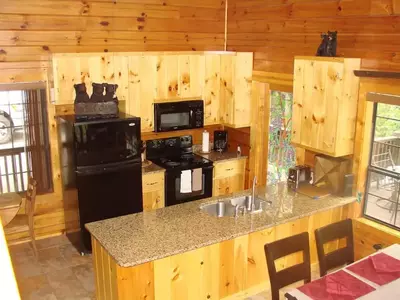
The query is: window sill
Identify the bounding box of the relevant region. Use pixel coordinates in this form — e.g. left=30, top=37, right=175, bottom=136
left=356, top=217, right=400, bottom=237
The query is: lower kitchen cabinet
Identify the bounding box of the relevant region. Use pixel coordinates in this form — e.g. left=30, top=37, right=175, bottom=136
left=212, top=159, right=246, bottom=196
left=142, top=171, right=165, bottom=212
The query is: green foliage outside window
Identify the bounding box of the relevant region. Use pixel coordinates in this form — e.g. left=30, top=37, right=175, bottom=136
left=268, top=91, right=296, bottom=185
left=375, top=104, right=400, bottom=138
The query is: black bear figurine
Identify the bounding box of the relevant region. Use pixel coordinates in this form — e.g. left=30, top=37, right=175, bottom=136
left=90, top=83, right=105, bottom=103
left=73, top=83, right=90, bottom=103
left=104, top=83, right=119, bottom=103
left=316, top=31, right=337, bottom=57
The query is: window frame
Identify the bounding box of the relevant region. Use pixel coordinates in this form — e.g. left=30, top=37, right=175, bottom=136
left=0, top=83, right=53, bottom=195
left=363, top=102, right=400, bottom=230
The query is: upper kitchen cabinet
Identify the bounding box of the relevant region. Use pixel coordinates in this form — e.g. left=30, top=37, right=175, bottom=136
left=52, top=51, right=253, bottom=131
left=291, top=57, right=361, bottom=157
left=220, top=53, right=253, bottom=128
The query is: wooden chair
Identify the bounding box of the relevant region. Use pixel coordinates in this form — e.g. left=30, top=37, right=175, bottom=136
left=264, top=232, right=311, bottom=300
left=315, top=219, right=354, bottom=277
left=5, top=178, right=38, bottom=256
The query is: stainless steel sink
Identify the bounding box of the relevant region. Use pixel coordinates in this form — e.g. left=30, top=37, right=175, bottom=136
left=200, top=195, right=271, bottom=218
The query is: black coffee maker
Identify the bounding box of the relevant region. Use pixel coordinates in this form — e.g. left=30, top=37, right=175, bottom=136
left=214, top=130, right=228, bottom=152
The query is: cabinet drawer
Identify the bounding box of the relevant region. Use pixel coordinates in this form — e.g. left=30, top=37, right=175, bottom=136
left=142, top=172, right=164, bottom=192
left=214, top=159, right=245, bottom=179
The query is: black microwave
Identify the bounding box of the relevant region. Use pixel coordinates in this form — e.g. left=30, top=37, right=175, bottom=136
left=154, top=100, right=204, bottom=132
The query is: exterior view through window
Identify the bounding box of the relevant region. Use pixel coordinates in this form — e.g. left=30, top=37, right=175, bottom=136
left=364, top=102, right=400, bottom=229
left=267, top=91, right=296, bottom=185
left=0, top=88, right=52, bottom=194
left=0, top=90, right=28, bottom=193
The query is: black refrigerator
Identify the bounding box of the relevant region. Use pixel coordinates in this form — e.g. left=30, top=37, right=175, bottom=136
left=58, top=113, right=143, bottom=254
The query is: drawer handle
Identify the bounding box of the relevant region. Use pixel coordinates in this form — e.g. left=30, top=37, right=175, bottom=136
left=147, top=182, right=158, bottom=186
left=225, top=168, right=234, bottom=171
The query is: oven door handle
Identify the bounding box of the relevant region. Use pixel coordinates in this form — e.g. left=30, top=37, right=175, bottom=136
left=202, top=165, right=214, bottom=171
left=167, top=165, right=214, bottom=174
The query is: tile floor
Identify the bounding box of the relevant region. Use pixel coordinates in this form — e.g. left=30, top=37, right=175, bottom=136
left=8, top=234, right=95, bottom=300
left=9, top=234, right=319, bottom=300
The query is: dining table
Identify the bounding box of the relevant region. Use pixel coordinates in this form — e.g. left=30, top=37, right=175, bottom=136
left=0, top=193, right=22, bottom=226
left=286, top=244, right=400, bottom=300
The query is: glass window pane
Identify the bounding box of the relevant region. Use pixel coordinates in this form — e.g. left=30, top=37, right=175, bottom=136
left=364, top=170, right=400, bottom=227
left=0, top=90, right=30, bottom=193
left=371, top=103, right=400, bottom=173
left=267, top=91, right=296, bottom=185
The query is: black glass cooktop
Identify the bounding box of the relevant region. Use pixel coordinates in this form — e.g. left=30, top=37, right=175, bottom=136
left=150, top=154, right=212, bottom=171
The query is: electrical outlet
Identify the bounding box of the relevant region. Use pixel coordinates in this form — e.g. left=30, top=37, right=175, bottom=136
left=357, top=192, right=362, bottom=203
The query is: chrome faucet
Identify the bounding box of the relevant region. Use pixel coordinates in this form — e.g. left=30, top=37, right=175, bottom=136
left=247, top=176, right=257, bottom=211
left=252, top=175, right=257, bottom=203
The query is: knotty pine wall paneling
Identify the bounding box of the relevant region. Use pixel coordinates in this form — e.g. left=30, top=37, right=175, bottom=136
left=0, top=0, right=225, bottom=65
left=0, top=0, right=224, bottom=243
left=227, top=0, right=400, bottom=73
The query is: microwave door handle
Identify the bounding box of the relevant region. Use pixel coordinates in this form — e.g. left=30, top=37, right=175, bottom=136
left=190, top=110, right=193, bottom=118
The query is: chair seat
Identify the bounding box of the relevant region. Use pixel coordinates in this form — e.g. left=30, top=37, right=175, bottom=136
left=4, top=214, right=29, bottom=234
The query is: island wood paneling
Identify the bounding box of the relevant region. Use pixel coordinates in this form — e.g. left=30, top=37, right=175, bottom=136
left=227, top=0, right=400, bottom=73
left=91, top=203, right=353, bottom=300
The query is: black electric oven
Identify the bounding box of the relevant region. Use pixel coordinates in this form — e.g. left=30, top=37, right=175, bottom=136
left=165, top=165, right=213, bottom=206
left=154, top=100, right=204, bottom=132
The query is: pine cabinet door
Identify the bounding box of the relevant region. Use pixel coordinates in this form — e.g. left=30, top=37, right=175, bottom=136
left=292, top=57, right=360, bottom=157
left=142, top=172, right=165, bottom=212
left=213, top=173, right=245, bottom=197
left=212, top=159, right=246, bottom=197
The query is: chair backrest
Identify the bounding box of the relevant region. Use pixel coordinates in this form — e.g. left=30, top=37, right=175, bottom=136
left=315, top=219, right=354, bottom=277
left=25, top=177, right=37, bottom=219
left=372, top=150, right=395, bottom=170
left=264, top=232, right=311, bottom=300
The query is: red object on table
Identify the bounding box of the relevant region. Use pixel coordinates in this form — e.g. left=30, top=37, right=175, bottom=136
left=298, top=270, right=375, bottom=300
left=347, top=253, right=400, bottom=286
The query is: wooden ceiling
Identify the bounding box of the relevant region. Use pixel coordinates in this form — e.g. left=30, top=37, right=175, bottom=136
left=227, top=0, right=400, bottom=73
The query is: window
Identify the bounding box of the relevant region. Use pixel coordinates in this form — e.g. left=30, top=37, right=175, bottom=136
left=0, top=87, right=52, bottom=194
left=364, top=102, right=400, bottom=229
left=267, top=91, right=296, bottom=185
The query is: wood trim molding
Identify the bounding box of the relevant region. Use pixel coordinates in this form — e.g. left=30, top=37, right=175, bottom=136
left=252, top=71, right=293, bottom=93
left=0, top=82, right=46, bottom=91
left=366, top=92, right=400, bottom=106
left=353, top=77, right=400, bottom=217
left=249, top=81, right=269, bottom=187
left=354, top=70, right=400, bottom=79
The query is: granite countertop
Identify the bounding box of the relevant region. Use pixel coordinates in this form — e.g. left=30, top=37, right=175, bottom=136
left=86, top=183, right=356, bottom=268
left=196, top=151, right=248, bottom=163
left=142, top=162, right=165, bottom=174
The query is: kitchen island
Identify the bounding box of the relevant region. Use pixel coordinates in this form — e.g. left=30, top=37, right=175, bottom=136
left=86, top=183, right=356, bottom=300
